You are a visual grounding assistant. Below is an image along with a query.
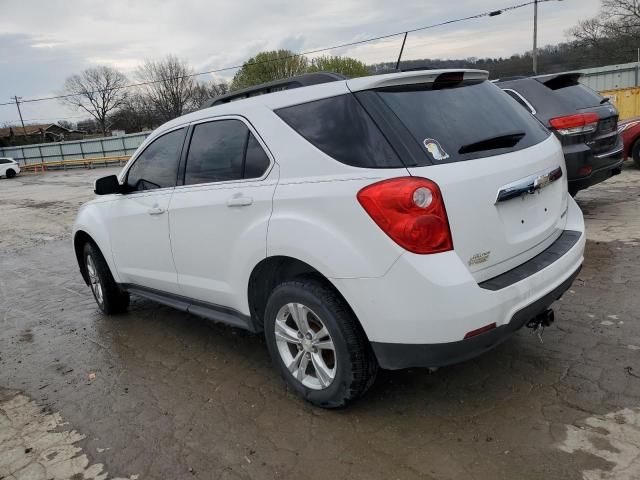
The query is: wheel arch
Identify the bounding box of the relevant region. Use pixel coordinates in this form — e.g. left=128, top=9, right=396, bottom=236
left=630, top=135, right=640, bottom=160
left=74, top=230, right=96, bottom=285
left=74, top=229, right=118, bottom=286
left=247, top=255, right=369, bottom=339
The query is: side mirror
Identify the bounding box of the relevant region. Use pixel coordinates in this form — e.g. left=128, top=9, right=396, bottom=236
left=94, top=175, right=122, bottom=195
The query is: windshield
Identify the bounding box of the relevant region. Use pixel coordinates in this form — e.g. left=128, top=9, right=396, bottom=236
left=376, top=81, right=550, bottom=164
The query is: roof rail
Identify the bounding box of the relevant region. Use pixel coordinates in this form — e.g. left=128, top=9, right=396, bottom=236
left=201, top=72, right=347, bottom=109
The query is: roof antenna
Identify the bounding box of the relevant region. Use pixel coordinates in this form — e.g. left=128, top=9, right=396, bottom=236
left=395, top=32, right=408, bottom=71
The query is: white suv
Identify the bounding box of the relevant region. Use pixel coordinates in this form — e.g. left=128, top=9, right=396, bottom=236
left=0, top=157, right=20, bottom=178
left=73, top=70, right=585, bottom=407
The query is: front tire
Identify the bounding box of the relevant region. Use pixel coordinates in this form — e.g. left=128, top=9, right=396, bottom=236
left=264, top=279, right=377, bottom=408
left=83, top=242, right=129, bottom=314
left=5, top=169, right=16, bottom=178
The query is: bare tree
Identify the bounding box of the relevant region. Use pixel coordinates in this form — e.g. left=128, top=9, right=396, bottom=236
left=191, top=80, right=229, bottom=109
left=110, top=91, right=163, bottom=133
left=570, top=0, right=640, bottom=43
left=136, top=56, right=198, bottom=121
left=60, top=66, right=128, bottom=136
left=568, top=18, right=609, bottom=47
left=600, top=0, right=640, bottom=34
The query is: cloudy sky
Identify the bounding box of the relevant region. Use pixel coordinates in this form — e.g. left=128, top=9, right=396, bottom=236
left=0, top=0, right=601, bottom=125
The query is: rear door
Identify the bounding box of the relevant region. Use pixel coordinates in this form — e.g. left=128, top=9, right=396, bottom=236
left=168, top=117, right=277, bottom=310
left=353, top=78, right=568, bottom=282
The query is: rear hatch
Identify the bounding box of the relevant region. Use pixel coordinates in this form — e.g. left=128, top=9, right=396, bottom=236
left=536, top=73, right=620, bottom=157
left=349, top=72, right=568, bottom=280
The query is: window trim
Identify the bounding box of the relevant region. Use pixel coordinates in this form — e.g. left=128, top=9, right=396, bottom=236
left=120, top=125, right=188, bottom=195
left=502, top=88, right=537, bottom=115
left=176, top=115, right=275, bottom=190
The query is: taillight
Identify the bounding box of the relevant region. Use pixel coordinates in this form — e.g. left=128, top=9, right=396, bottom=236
left=357, top=177, right=453, bottom=254
left=549, top=113, right=599, bottom=136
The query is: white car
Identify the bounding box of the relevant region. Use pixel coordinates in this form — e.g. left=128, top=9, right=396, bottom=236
left=73, top=70, right=585, bottom=407
left=0, top=157, right=20, bottom=178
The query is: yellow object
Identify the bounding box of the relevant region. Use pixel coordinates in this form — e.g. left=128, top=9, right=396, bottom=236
left=22, top=155, right=130, bottom=172
left=600, top=86, right=640, bottom=121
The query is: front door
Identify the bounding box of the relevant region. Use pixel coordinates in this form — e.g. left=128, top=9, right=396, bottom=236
left=109, top=127, right=186, bottom=294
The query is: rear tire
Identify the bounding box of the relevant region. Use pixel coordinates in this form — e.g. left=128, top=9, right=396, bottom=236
left=264, top=279, right=377, bottom=408
left=83, top=242, right=129, bottom=314
left=5, top=169, right=16, bottom=178
left=632, top=139, right=640, bottom=168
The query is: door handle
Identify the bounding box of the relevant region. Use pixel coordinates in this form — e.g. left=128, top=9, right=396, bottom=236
left=147, top=206, right=165, bottom=215
left=227, top=195, right=253, bottom=207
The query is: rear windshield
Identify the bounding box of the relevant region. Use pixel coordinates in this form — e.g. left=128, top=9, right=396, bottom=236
left=376, top=81, right=550, bottom=164
left=540, top=81, right=603, bottom=110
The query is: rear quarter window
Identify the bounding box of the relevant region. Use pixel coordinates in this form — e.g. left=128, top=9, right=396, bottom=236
left=275, top=94, right=403, bottom=168
left=376, top=81, right=550, bottom=164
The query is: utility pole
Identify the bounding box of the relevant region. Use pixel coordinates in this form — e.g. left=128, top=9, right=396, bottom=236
left=533, top=0, right=539, bottom=75
left=12, top=96, right=27, bottom=137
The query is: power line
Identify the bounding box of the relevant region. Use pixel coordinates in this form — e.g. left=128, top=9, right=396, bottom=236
left=0, top=0, right=558, bottom=108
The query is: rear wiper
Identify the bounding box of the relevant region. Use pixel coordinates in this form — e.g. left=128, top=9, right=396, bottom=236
left=458, top=132, right=526, bottom=155
left=600, top=98, right=610, bottom=104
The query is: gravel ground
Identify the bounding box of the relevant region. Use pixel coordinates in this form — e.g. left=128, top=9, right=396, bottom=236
left=1, top=164, right=640, bottom=480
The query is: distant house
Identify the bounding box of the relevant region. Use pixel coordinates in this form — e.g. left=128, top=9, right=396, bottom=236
left=0, top=123, right=86, bottom=146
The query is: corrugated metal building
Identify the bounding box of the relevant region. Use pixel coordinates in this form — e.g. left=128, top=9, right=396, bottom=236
left=566, top=63, right=640, bottom=120
left=576, top=62, right=640, bottom=91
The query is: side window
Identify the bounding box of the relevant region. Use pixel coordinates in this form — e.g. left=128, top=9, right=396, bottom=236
left=184, top=120, right=246, bottom=185
left=126, top=128, right=185, bottom=191
left=0, top=159, right=8, bottom=164
left=183, top=120, right=271, bottom=185
left=275, top=94, right=403, bottom=168
left=244, top=133, right=270, bottom=178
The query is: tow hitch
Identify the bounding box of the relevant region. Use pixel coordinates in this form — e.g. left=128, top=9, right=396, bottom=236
left=526, top=309, right=554, bottom=343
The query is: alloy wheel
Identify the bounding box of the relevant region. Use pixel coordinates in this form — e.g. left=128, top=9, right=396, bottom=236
left=274, top=302, right=337, bottom=390
left=86, top=254, right=104, bottom=307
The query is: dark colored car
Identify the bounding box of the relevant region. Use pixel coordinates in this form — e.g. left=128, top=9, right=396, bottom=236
left=617, top=116, right=640, bottom=168
left=496, top=73, right=624, bottom=196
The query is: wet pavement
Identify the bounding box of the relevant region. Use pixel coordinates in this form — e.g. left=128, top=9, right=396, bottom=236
left=1, top=165, right=640, bottom=479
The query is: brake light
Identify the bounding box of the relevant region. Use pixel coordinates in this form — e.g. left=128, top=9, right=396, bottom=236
left=549, top=113, right=599, bottom=135
left=357, top=177, right=452, bottom=254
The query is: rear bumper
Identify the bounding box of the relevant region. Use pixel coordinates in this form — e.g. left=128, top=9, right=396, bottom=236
left=568, top=158, right=623, bottom=192
left=371, top=266, right=580, bottom=369
left=564, top=140, right=623, bottom=192
left=332, top=197, right=585, bottom=369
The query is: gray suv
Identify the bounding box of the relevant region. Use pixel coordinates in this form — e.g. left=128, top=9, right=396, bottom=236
left=496, top=73, right=623, bottom=196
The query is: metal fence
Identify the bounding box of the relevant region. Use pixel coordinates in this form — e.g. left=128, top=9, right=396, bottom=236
left=575, top=62, right=640, bottom=91
left=0, top=131, right=151, bottom=166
